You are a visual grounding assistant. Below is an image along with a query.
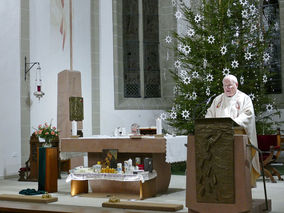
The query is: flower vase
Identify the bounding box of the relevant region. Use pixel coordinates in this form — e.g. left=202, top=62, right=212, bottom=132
left=43, top=138, right=52, bottom=148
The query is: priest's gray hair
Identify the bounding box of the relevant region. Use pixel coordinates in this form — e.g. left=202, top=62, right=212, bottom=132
left=223, top=74, right=238, bottom=85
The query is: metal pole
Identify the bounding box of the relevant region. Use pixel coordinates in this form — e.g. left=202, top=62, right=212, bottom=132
left=247, top=144, right=268, bottom=211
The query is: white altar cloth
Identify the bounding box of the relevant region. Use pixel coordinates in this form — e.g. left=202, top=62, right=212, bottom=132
left=165, top=135, right=187, bottom=163
left=66, top=170, right=157, bottom=183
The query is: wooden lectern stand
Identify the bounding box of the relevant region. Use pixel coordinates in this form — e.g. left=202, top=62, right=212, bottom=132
left=186, top=118, right=252, bottom=213
left=38, top=147, right=58, bottom=193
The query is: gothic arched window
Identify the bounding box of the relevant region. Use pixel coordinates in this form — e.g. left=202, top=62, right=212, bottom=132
left=262, top=0, right=281, bottom=93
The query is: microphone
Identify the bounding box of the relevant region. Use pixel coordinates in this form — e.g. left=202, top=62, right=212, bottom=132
left=206, top=94, right=216, bottom=106
left=194, top=94, right=216, bottom=120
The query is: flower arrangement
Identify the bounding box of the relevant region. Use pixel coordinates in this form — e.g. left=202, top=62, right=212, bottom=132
left=34, top=122, right=59, bottom=147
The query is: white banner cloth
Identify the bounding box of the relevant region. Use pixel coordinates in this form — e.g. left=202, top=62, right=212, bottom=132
left=165, top=135, right=187, bottom=163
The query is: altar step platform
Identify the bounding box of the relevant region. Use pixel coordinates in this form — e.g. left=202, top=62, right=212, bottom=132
left=0, top=198, right=271, bottom=213
left=0, top=174, right=279, bottom=213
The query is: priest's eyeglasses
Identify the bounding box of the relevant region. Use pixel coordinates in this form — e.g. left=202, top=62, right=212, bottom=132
left=223, top=84, right=234, bottom=89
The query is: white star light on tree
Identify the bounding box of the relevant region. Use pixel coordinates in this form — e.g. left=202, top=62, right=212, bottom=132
left=191, top=92, right=197, bottom=100
left=249, top=4, right=257, bottom=15
left=175, top=11, right=182, bottom=19
left=231, top=60, right=239, bottom=68
left=207, top=35, right=215, bottom=44
left=183, top=45, right=191, bottom=55
left=249, top=93, right=255, bottom=101
left=248, top=43, right=254, bottom=48
left=227, top=9, right=231, bottom=17
left=240, top=76, right=244, bottom=85
left=160, top=112, right=167, bottom=120
left=206, top=87, right=211, bottom=96
left=251, top=24, right=257, bottom=32
left=206, top=74, right=213, bottom=82
left=178, top=43, right=183, bottom=51
left=232, top=40, right=238, bottom=46
left=245, top=52, right=252, bottom=60
left=222, top=67, right=230, bottom=76
left=170, top=111, right=177, bottom=119
left=185, top=94, right=191, bottom=100
left=263, top=74, right=268, bottom=83
left=194, top=14, right=202, bottom=23
left=187, top=28, right=195, bottom=37
left=182, top=110, right=190, bottom=119
left=174, top=104, right=181, bottom=111
left=179, top=69, right=187, bottom=78
left=183, top=76, right=191, bottom=84
left=174, top=60, right=181, bottom=69
left=220, top=45, right=227, bottom=55
left=263, top=53, right=270, bottom=63
left=203, top=59, right=208, bottom=68
left=234, top=30, right=239, bottom=38
left=173, top=86, right=178, bottom=95
left=239, top=0, right=248, bottom=6
left=266, top=104, right=273, bottom=112
left=165, top=35, right=172, bottom=44
left=192, top=71, right=199, bottom=78
left=241, top=10, right=248, bottom=19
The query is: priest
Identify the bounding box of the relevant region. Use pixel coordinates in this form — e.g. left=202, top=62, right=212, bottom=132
left=205, top=74, right=260, bottom=186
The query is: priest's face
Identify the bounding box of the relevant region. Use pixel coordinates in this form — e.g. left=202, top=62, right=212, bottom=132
left=223, top=78, right=238, bottom=97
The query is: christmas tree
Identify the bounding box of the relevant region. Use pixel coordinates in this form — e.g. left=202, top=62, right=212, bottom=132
left=162, top=0, right=281, bottom=134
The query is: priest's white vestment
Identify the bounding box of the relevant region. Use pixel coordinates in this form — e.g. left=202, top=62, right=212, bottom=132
left=205, top=90, right=260, bottom=185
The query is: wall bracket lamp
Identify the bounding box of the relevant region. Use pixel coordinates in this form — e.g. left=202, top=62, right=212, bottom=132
left=24, top=56, right=45, bottom=100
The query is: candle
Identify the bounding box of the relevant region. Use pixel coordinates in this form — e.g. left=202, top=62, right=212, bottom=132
left=72, top=120, right=77, bottom=136
left=156, top=117, right=162, bottom=134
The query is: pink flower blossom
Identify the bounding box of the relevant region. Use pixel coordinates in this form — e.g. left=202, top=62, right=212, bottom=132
left=35, top=122, right=59, bottom=140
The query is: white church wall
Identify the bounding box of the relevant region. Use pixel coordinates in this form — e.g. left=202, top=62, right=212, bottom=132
left=0, top=0, right=21, bottom=178
left=29, top=0, right=92, bottom=137
left=99, top=0, right=164, bottom=136
left=73, top=0, right=92, bottom=136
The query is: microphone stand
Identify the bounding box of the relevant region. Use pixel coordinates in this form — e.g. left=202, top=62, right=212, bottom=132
left=246, top=143, right=269, bottom=211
